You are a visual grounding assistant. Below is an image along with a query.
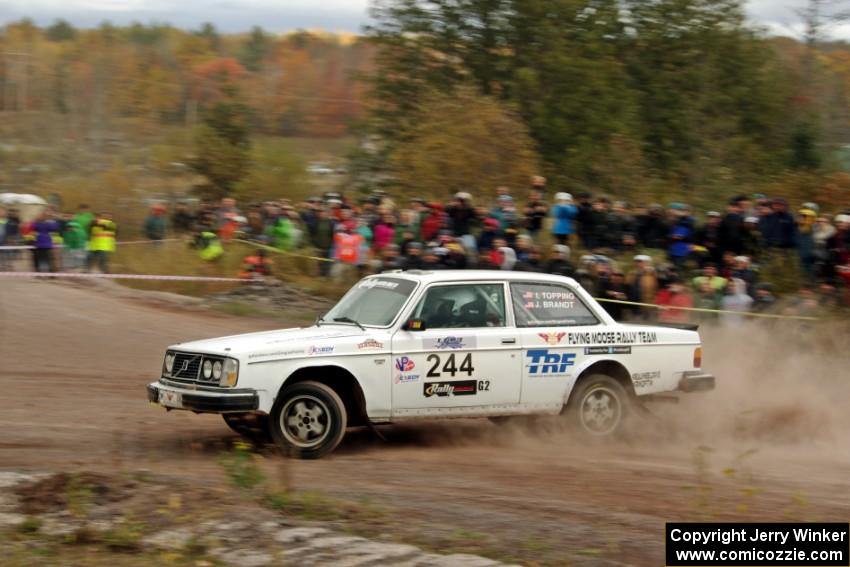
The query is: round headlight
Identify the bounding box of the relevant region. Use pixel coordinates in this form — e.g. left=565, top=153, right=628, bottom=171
left=165, top=353, right=175, bottom=373
left=202, top=360, right=213, bottom=379
left=212, top=360, right=223, bottom=380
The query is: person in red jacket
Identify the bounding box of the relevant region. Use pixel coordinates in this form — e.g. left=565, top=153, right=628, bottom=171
left=655, top=279, right=693, bottom=323
left=421, top=203, right=445, bottom=242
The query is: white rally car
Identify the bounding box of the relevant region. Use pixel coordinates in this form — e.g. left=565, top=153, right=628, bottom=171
left=148, top=270, right=715, bottom=458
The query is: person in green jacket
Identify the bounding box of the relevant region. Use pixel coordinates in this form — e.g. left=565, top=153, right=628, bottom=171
left=394, top=208, right=420, bottom=246
left=61, top=214, right=87, bottom=271
left=72, top=204, right=94, bottom=245
left=266, top=215, right=294, bottom=251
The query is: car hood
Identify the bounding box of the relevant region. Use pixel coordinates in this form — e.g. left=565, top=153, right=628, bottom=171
left=170, top=325, right=366, bottom=357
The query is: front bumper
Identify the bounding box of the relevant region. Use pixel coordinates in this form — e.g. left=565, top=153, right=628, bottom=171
left=678, top=371, right=716, bottom=393
left=148, top=381, right=259, bottom=413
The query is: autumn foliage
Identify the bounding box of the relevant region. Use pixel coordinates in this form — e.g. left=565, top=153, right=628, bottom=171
left=0, top=21, right=371, bottom=138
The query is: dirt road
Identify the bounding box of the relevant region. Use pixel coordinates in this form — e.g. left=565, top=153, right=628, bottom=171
left=2, top=278, right=849, bottom=565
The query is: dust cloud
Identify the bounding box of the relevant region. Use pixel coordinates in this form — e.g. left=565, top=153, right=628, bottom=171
left=374, top=321, right=850, bottom=477
left=662, top=321, right=850, bottom=449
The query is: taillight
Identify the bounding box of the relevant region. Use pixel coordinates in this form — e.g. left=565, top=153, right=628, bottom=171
left=694, top=347, right=702, bottom=368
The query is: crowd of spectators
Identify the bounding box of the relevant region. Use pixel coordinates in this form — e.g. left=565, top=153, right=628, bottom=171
left=154, top=178, right=850, bottom=320
left=0, top=205, right=117, bottom=273
left=2, top=178, right=848, bottom=321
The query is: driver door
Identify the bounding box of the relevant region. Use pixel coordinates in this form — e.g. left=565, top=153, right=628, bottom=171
left=391, top=282, right=521, bottom=411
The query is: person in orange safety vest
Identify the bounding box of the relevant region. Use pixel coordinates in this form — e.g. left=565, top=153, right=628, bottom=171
left=239, top=248, right=273, bottom=280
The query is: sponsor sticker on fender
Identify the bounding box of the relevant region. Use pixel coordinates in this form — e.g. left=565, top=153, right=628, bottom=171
left=248, top=349, right=304, bottom=359
left=633, top=370, right=661, bottom=388
left=307, top=345, right=334, bottom=355
left=394, top=356, right=420, bottom=383
left=358, top=339, right=384, bottom=350
left=423, top=380, right=477, bottom=397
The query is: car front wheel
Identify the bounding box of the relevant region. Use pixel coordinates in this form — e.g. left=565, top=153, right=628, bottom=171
left=270, top=381, right=347, bottom=459
left=567, top=374, right=628, bottom=436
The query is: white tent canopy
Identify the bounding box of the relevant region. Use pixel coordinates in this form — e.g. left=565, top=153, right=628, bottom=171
left=0, top=193, right=49, bottom=222
left=0, top=193, right=48, bottom=205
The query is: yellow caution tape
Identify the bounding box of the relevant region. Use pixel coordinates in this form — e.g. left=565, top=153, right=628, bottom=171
left=594, top=297, right=818, bottom=321
left=233, top=239, right=335, bottom=263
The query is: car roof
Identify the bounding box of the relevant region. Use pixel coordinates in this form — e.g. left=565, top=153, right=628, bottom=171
left=373, top=269, right=581, bottom=287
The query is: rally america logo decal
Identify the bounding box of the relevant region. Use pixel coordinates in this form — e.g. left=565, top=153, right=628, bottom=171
left=423, top=380, right=477, bottom=397
left=423, top=336, right=477, bottom=350
left=436, top=336, right=465, bottom=349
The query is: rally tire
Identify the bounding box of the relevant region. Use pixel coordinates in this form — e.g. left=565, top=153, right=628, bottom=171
left=566, top=374, right=629, bottom=437
left=222, top=413, right=272, bottom=445
left=270, top=381, right=347, bottom=459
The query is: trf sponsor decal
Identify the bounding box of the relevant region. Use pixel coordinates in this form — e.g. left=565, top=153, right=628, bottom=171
left=526, top=349, right=576, bottom=376
left=423, top=380, right=477, bottom=397
left=538, top=332, right=566, bottom=345
left=584, top=346, right=632, bottom=355
left=358, top=339, right=384, bottom=350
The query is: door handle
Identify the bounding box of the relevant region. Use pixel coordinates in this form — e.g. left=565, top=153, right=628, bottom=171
left=501, top=338, right=516, bottom=344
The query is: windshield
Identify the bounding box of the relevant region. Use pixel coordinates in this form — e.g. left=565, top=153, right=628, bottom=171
left=323, top=277, right=417, bottom=327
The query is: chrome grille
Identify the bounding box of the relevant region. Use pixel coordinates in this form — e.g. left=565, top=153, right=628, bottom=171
left=166, top=352, right=225, bottom=385
left=172, top=353, right=201, bottom=379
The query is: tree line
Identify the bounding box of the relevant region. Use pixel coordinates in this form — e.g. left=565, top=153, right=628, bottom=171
left=359, top=0, right=850, bottom=208
left=0, top=19, right=372, bottom=138
left=3, top=5, right=850, bottom=208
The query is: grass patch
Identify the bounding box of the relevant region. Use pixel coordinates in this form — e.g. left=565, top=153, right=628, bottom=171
left=0, top=532, right=219, bottom=567
left=111, top=237, right=348, bottom=303
left=15, top=516, right=42, bottom=534
left=101, top=518, right=148, bottom=552
left=219, top=441, right=266, bottom=491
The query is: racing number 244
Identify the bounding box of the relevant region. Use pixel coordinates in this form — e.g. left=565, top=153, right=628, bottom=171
left=425, top=353, right=490, bottom=391
left=426, top=353, right=474, bottom=378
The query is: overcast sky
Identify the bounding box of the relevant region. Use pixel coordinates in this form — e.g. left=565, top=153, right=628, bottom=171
left=0, top=0, right=848, bottom=39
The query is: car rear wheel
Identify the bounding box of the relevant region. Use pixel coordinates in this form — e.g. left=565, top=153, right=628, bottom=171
left=270, top=381, right=347, bottom=459
left=567, top=374, right=628, bottom=437
left=222, top=413, right=272, bottom=445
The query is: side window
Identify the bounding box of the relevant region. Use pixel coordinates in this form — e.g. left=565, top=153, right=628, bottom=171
left=511, top=282, right=599, bottom=327
left=412, top=284, right=506, bottom=329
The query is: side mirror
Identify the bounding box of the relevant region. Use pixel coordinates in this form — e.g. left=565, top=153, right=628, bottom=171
left=403, top=318, right=426, bottom=332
